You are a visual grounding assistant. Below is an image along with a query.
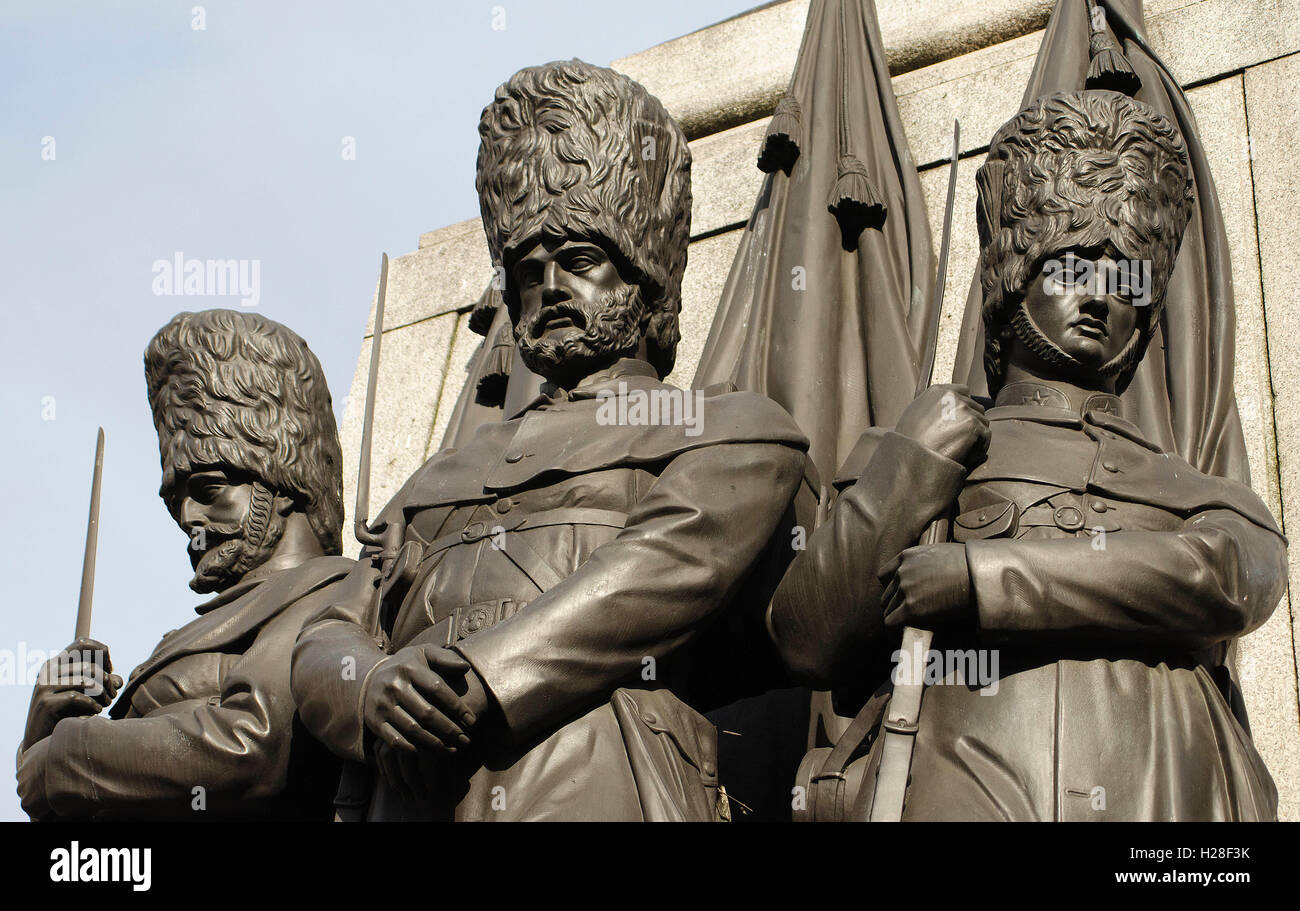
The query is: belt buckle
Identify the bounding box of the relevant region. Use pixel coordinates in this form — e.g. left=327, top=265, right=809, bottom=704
left=449, top=598, right=529, bottom=643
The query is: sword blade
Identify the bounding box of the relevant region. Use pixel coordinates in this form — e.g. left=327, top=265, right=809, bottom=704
left=75, top=427, right=105, bottom=640
left=354, top=253, right=389, bottom=547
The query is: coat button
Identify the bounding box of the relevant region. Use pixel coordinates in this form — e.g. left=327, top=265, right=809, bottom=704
left=1091, top=500, right=1108, bottom=513
left=494, top=497, right=513, bottom=515
left=1102, top=461, right=1120, bottom=472
left=1053, top=505, right=1084, bottom=531
left=505, top=450, right=523, bottom=463
left=642, top=712, right=658, bottom=726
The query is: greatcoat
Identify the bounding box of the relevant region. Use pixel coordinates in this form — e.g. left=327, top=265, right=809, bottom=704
left=21, top=555, right=352, bottom=820
left=292, top=359, right=808, bottom=821
left=770, top=382, right=1286, bottom=821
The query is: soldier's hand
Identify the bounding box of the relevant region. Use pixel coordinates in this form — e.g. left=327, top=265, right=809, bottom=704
left=881, top=544, right=972, bottom=631
left=22, top=639, right=122, bottom=750
left=894, top=384, right=990, bottom=467
left=361, top=644, right=477, bottom=756
left=373, top=740, right=441, bottom=802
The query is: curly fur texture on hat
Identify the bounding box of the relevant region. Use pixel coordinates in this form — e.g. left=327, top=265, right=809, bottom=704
left=976, top=90, right=1194, bottom=393
left=144, top=309, right=343, bottom=555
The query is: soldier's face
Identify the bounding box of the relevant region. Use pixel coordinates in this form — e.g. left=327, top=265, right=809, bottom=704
left=509, top=236, right=646, bottom=385
left=1021, top=253, right=1140, bottom=370
left=167, top=467, right=285, bottom=592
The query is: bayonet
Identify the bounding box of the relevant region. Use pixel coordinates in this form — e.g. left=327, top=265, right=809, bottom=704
left=355, top=253, right=390, bottom=552
left=915, top=119, right=960, bottom=397
left=353, top=253, right=419, bottom=619
left=75, top=428, right=105, bottom=640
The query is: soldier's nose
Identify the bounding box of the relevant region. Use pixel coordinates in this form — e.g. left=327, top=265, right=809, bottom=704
left=1079, top=294, right=1109, bottom=318
left=178, top=498, right=203, bottom=529
left=541, top=263, right=571, bottom=306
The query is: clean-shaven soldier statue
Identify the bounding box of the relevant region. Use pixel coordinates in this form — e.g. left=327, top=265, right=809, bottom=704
left=769, top=91, right=1286, bottom=821
left=17, top=310, right=353, bottom=820
left=291, top=59, right=809, bottom=821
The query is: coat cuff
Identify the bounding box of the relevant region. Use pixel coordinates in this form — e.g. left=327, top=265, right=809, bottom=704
left=42, top=717, right=94, bottom=817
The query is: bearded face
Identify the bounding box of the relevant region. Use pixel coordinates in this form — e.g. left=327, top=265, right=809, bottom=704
left=168, top=470, right=289, bottom=594
left=509, top=237, right=648, bottom=387
left=514, top=284, right=646, bottom=386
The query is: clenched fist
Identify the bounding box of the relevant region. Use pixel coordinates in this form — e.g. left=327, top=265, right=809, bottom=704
left=22, top=638, right=122, bottom=750
left=894, top=384, right=990, bottom=468
left=881, top=544, right=972, bottom=631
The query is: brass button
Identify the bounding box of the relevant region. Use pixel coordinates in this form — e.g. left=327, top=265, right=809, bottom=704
left=494, top=497, right=513, bottom=515
left=1091, top=500, right=1108, bottom=513
left=504, top=451, right=523, bottom=464
left=642, top=712, right=658, bottom=726
left=1102, top=461, right=1120, bottom=473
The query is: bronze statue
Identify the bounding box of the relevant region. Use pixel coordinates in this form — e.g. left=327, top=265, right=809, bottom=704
left=290, top=59, right=809, bottom=821
left=16, top=310, right=353, bottom=820
left=770, top=91, right=1286, bottom=821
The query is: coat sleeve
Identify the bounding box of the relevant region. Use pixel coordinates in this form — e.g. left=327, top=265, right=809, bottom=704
left=766, top=430, right=967, bottom=688
left=290, top=558, right=387, bottom=764
left=967, top=508, right=1287, bottom=650
left=37, top=583, right=342, bottom=820
left=456, top=440, right=805, bottom=747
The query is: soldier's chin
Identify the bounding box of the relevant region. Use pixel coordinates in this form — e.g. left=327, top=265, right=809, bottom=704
left=188, top=537, right=249, bottom=594
left=519, top=336, right=618, bottom=385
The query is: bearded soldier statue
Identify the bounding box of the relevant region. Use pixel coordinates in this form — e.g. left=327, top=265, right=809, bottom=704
left=16, top=310, right=353, bottom=820
left=291, top=59, right=809, bottom=821
left=769, top=91, right=1286, bottom=821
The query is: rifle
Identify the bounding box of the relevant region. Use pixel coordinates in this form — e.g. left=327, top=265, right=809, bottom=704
left=868, top=120, right=960, bottom=822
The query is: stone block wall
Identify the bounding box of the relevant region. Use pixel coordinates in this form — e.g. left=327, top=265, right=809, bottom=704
left=338, top=0, right=1300, bottom=818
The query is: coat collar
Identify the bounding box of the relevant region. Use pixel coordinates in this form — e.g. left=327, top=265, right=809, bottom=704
left=111, top=556, right=354, bottom=718
left=191, top=551, right=324, bottom=615
left=994, top=381, right=1123, bottom=418
left=988, top=381, right=1158, bottom=450
left=506, top=358, right=660, bottom=420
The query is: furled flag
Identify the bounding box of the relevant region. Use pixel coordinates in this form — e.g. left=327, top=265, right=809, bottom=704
left=692, top=0, right=935, bottom=486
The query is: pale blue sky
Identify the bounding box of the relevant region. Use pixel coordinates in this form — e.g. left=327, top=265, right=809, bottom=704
left=0, top=0, right=759, bottom=821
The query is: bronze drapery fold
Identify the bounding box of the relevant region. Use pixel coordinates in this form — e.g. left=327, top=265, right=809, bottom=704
left=439, top=285, right=512, bottom=452
left=692, top=0, right=935, bottom=485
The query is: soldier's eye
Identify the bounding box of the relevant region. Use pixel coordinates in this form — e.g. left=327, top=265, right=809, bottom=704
left=190, top=481, right=223, bottom=504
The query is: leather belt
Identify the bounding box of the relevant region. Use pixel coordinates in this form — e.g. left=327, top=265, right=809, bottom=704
left=421, top=507, right=630, bottom=557
left=416, top=507, right=630, bottom=645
